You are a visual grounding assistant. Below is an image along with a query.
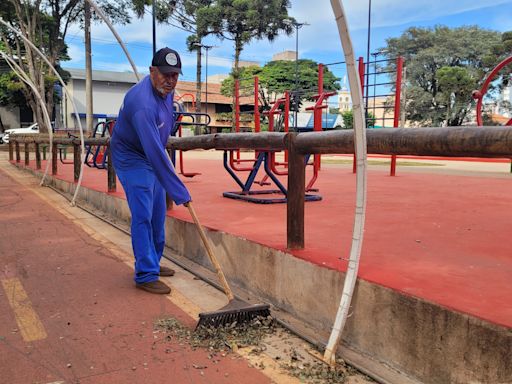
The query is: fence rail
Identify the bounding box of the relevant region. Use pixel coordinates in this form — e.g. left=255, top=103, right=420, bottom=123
left=9, top=126, right=512, bottom=249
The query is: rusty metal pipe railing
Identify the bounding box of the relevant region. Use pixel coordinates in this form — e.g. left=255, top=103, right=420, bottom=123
left=294, top=127, right=512, bottom=157
left=9, top=125, right=512, bottom=249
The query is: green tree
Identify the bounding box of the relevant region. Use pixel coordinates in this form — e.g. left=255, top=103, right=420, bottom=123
left=0, top=71, right=25, bottom=131
left=0, top=0, right=130, bottom=132
left=205, top=0, right=295, bottom=129
left=380, top=26, right=503, bottom=126
left=130, top=0, right=217, bottom=132
left=205, top=0, right=294, bottom=77
left=435, top=66, right=476, bottom=126
left=221, top=59, right=340, bottom=111
left=341, top=110, right=375, bottom=129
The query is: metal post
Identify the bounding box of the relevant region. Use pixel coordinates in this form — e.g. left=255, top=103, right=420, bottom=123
left=24, top=143, right=29, bottom=166
left=52, top=144, right=58, bottom=175
left=390, top=56, right=404, bottom=176
left=365, top=0, right=372, bottom=122
left=205, top=46, right=209, bottom=116
left=15, top=141, right=20, bottom=163
left=152, top=0, right=156, bottom=55
left=235, top=79, right=240, bottom=133
left=193, top=43, right=215, bottom=133
left=73, top=144, right=80, bottom=182
left=289, top=21, right=308, bottom=131
left=254, top=76, right=260, bottom=132
left=235, top=79, right=241, bottom=159
left=107, top=146, right=116, bottom=192
left=354, top=57, right=366, bottom=174
left=294, top=24, right=299, bottom=132
left=9, top=141, right=14, bottom=161
left=287, top=132, right=305, bottom=249
left=35, top=143, right=41, bottom=169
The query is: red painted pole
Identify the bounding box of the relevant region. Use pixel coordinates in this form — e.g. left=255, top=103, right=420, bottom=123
left=285, top=91, right=290, bottom=164
left=315, top=64, right=323, bottom=172
left=318, top=63, right=324, bottom=95
left=390, top=56, right=403, bottom=176
left=254, top=76, right=260, bottom=133
left=284, top=91, right=290, bottom=133
left=474, top=56, right=512, bottom=126
left=268, top=109, right=274, bottom=132
left=235, top=79, right=240, bottom=159
left=354, top=57, right=365, bottom=174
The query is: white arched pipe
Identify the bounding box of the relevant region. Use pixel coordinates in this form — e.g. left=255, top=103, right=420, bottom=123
left=1, top=52, right=54, bottom=185
left=0, top=17, right=85, bottom=206
left=85, top=0, right=141, bottom=81
left=1, top=0, right=141, bottom=205
left=323, top=0, right=368, bottom=366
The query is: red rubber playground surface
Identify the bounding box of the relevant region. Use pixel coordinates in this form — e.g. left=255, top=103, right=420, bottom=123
left=12, top=153, right=512, bottom=329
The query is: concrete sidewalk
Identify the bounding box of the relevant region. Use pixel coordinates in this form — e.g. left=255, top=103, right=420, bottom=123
left=0, top=167, right=274, bottom=384
left=4, top=146, right=511, bottom=383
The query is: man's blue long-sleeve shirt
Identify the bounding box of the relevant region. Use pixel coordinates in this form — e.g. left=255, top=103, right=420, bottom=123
left=110, top=75, right=191, bottom=205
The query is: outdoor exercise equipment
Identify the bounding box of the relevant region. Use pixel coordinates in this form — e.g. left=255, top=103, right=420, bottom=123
left=223, top=80, right=293, bottom=203
left=253, top=91, right=290, bottom=186
left=170, top=94, right=211, bottom=178
left=472, top=55, right=512, bottom=172
left=303, top=63, right=337, bottom=189
left=222, top=150, right=322, bottom=204
left=257, top=64, right=334, bottom=191
left=84, top=120, right=115, bottom=169
left=222, top=72, right=330, bottom=203
left=473, top=55, right=512, bottom=127
left=355, top=56, right=404, bottom=175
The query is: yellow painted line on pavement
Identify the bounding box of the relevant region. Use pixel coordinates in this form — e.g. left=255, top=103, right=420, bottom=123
left=1, top=278, right=47, bottom=342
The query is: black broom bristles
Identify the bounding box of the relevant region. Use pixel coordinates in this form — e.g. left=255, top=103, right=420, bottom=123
left=196, top=301, right=271, bottom=329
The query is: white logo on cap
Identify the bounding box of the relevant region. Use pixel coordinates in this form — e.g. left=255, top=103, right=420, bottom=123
left=165, top=52, right=178, bottom=66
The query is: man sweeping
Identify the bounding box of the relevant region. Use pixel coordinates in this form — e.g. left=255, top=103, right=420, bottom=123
left=110, top=47, right=190, bottom=294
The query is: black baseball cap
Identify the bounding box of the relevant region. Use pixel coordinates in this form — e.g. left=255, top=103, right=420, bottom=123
left=151, top=47, right=183, bottom=75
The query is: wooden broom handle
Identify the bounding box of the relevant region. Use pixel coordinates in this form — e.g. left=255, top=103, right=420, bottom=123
left=186, top=202, right=235, bottom=301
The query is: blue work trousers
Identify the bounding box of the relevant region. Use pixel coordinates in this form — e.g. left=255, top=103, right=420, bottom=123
left=116, top=167, right=166, bottom=283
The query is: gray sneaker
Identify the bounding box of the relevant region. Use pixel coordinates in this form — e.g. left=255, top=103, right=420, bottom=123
left=136, top=280, right=171, bottom=294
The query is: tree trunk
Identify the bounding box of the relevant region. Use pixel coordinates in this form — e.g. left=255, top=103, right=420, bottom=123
left=85, top=1, right=94, bottom=133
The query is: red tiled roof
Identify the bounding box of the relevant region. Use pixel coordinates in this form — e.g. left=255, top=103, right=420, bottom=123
left=176, top=81, right=254, bottom=106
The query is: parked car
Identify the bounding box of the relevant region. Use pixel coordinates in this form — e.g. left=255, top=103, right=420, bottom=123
left=0, top=132, right=4, bottom=144
left=2, top=123, right=39, bottom=143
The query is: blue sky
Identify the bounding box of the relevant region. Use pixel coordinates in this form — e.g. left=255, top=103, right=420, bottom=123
left=64, top=0, right=512, bottom=84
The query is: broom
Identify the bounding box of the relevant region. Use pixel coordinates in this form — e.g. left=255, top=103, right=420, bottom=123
left=185, top=201, right=271, bottom=328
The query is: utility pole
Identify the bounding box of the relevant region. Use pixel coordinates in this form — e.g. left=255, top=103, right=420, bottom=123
left=152, top=1, right=156, bottom=55
left=84, top=0, right=93, bottom=133
left=195, top=45, right=202, bottom=135
left=193, top=43, right=215, bottom=134
left=289, top=21, right=308, bottom=131
left=204, top=45, right=212, bottom=114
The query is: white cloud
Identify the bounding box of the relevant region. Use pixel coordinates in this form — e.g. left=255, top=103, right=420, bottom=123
left=67, top=43, right=85, bottom=64
left=491, top=12, right=512, bottom=32
left=63, top=0, right=512, bottom=76
left=238, top=0, right=512, bottom=63
left=289, top=0, right=512, bottom=30
left=92, top=60, right=147, bottom=75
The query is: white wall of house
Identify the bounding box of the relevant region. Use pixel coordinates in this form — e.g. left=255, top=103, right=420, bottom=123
left=64, top=79, right=134, bottom=131
left=62, top=68, right=138, bottom=132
